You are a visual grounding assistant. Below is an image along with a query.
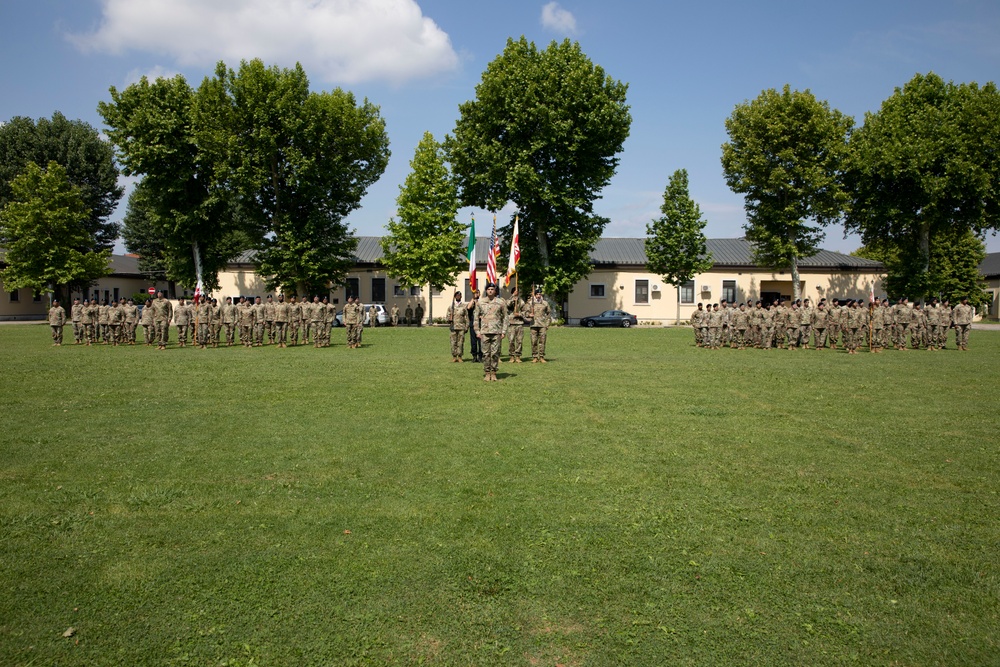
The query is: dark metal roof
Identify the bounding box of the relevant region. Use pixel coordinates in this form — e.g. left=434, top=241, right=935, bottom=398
left=226, top=236, right=883, bottom=270
left=1, top=250, right=144, bottom=276
left=590, top=237, right=883, bottom=270
left=980, top=252, right=1000, bottom=278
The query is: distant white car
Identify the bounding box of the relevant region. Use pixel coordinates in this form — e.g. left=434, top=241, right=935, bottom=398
left=335, top=303, right=388, bottom=326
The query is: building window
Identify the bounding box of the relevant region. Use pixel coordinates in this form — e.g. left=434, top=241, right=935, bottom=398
left=393, top=285, right=406, bottom=297
left=635, top=280, right=649, bottom=304
left=9, top=289, right=19, bottom=302
left=113, top=287, right=120, bottom=302
left=371, top=278, right=385, bottom=303
left=590, top=284, right=605, bottom=298
left=346, top=278, right=360, bottom=299
left=33, top=291, right=42, bottom=302
left=409, top=286, right=421, bottom=297
left=431, top=286, right=443, bottom=296
left=722, top=280, right=736, bottom=304
left=680, top=280, right=695, bottom=304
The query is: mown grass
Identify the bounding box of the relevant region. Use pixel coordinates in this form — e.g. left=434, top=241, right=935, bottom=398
left=1, top=324, right=998, bottom=666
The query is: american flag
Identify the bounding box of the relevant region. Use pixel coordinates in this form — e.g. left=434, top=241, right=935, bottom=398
left=486, top=216, right=500, bottom=284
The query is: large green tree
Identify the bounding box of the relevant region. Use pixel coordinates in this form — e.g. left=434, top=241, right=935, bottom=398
left=0, top=112, right=123, bottom=254
left=721, top=85, right=853, bottom=300
left=855, top=229, right=991, bottom=307
left=381, top=131, right=463, bottom=319
left=217, top=60, right=390, bottom=296
left=0, top=161, right=110, bottom=301
left=645, top=169, right=713, bottom=323
left=99, top=74, right=237, bottom=292
left=845, top=72, right=1000, bottom=296
left=447, top=37, right=631, bottom=304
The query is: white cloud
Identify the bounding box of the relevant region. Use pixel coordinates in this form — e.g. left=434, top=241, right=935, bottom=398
left=123, top=65, right=181, bottom=87
left=540, top=2, right=578, bottom=36
left=69, top=0, right=460, bottom=85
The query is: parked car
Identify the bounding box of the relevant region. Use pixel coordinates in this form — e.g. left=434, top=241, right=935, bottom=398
left=335, top=304, right=387, bottom=327
left=579, top=310, right=638, bottom=328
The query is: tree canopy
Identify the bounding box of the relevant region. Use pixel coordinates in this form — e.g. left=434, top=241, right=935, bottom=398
left=99, top=60, right=390, bottom=295
left=0, top=161, right=110, bottom=299
left=381, top=132, right=464, bottom=294
left=645, top=169, right=713, bottom=289
left=845, top=72, right=1000, bottom=296
left=0, top=111, right=123, bottom=253
left=447, top=37, right=631, bottom=301
left=721, top=85, right=853, bottom=300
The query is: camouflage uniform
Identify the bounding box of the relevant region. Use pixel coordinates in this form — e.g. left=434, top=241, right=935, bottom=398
left=527, top=292, right=552, bottom=362
left=238, top=299, right=254, bottom=346
left=151, top=294, right=173, bottom=348
left=262, top=296, right=276, bottom=344
left=274, top=296, right=290, bottom=347
left=870, top=302, right=886, bottom=351
left=323, top=298, right=337, bottom=347
left=811, top=303, right=829, bottom=348
left=506, top=290, right=526, bottom=361
left=140, top=300, right=155, bottom=345
left=731, top=306, right=750, bottom=348
left=71, top=299, right=83, bottom=344
left=690, top=305, right=706, bottom=347
left=288, top=298, right=302, bottom=346
left=221, top=299, right=238, bottom=346
left=174, top=299, right=192, bottom=346
left=910, top=304, right=926, bottom=349
left=344, top=298, right=363, bottom=348
left=98, top=302, right=111, bottom=343
left=761, top=304, right=775, bottom=349
left=414, top=303, right=425, bottom=326
left=196, top=300, right=212, bottom=347
left=48, top=302, right=66, bottom=345
left=938, top=301, right=953, bottom=348
left=123, top=300, right=138, bottom=344
left=706, top=305, right=723, bottom=349
left=108, top=302, right=125, bottom=345
left=390, top=305, right=399, bottom=326
left=475, top=287, right=508, bottom=380
left=446, top=294, right=468, bottom=361
left=952, top=300, right=974, bottom=350
left=251, top=298, right=266, bottom=346
left=798, top=301, right=814, bottom=348
left=892, top=300, right=911, bottom=350
left=404, top=304, right=413, bottom=326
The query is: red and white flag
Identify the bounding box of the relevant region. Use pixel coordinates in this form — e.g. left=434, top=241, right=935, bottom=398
left=869, top=281, right=875, bottom=304
left=486, top=215, right=500, bottom=285
left=505, top=215, right=520, bottom=286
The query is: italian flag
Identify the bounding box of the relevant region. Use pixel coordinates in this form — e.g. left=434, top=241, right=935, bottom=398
left=467, top=217, right=477, bottom=293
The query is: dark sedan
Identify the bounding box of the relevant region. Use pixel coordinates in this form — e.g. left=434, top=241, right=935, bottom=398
left=579, top=310, right=638, bottom=328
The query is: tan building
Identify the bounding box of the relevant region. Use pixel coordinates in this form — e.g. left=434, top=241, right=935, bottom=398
left=1, top=252, right=165, bottom=320
left=213, top=237, right=884, bottom=325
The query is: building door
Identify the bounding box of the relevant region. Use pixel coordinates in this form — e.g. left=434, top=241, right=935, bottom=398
left=371, top=278, right=385, bottom=303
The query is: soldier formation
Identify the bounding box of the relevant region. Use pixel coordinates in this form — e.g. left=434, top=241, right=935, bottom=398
left=690, top=296, right=977, bottom=353
left=56, top=291, right=408, bottom=350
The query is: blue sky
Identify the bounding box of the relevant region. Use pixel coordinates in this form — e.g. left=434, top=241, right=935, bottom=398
left=2, top=0, right=999, bottom=253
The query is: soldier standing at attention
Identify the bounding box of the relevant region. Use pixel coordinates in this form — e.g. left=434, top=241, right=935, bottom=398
left=196, top=297, right=212, bottom=348
left=261, top=295, right=275, bottom=345
left=506, top=287, right=526, bottom=362
left=48, top=299, right=66, bottom=345
left=251, top=296, right=266, bottom=347
left=404, top=302, right=413, bottom=326
left=108, top=299, right=125, bottom=345
left=939, top=299, right=953, bottom=348
left=475, top=282, right=508, bottom=381
left=220, top=297, right=237, bottom=346
left=324, top=297, right=338, bottom=347
left=300, top=297, right=313, bottom=345
left=173, top=298, right=190, bottom=347
left=344, top=296, right=361, bottom=348
left=98, top=299, right=111, bottom=343
left=70, top=298, right=83, bottom=344
left=811, top=300, right=829, bottom=349
left=731, top=303, right=750, bottom=349
left=390, top=304, right=400, bottom=326
left=414, top=301, right=425, bottom=327
left=150, top=291, right=173, bottom=350
left=139, top=298, right=154, bottom=345
left=446, top=291, right=468, bottom=362
left=690, top=303, right=706, bottom=347
left=367, top=303, right=378, bottom=327
left=799, top=298, right=814, bottom=349
left=952, top=297, right=974, bottom=350
left=309, top=297, right=324, bottom=348
left=123, top=299, right=138, bottom=345
left=238, top=297, right=253, bottom=347
left=892, top=297, right=911, bottom=350
left=527, top=287, right=552, bottom=362
left=466, top=290, right=481, bottom=362
left=287, top=296, right=301, bottom=346
left=274, top=294, right=290, bottom=347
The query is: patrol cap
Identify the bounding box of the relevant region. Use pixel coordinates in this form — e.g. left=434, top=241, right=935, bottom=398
left=485, top=282, right=498, bottom=290
left=533, top=287, right=542, bottom=294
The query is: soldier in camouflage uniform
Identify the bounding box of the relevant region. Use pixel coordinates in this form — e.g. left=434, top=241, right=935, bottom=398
left=390, top=305, right=399, bottom=326
left=404, top=303, right=413, bottom=326
left=706, top=303, right=723, bottom=349
left=506, top=287, right=526, bottom=361
left=761, top=301, right=776, bottom=349
left=251, top=296, right=266, bottom=346
left=869, top=300, right=886, bottom=352
left=123, top=299, right=138, bottom=344
left=221, top=297, right=238, bottom=346
left=811, top=300, right=829, bottom=349
left=475, top=283, right=508, bottom=381
left=71, top=298, right=83, bottom=344
left=891, top=298, right=911, bottom=350
left=196, top=297, right=212, bottom=348
left=106, top=300, right=123, bottom=345
left=910, top=302, right=926, bottom=350
left=238, top=297, right=253, bottom=347
left=691, top=303, right=706, bottom=347
left=414, top=302, right=425, bottom=327
left=731, top=303, right=750, bottom=349
left=952, top=297, right=974, bottom=350
left=274, top=294, right=290, bottom=347
left=526, top=288, right=552, bottom=362
left=446, top=291, right=468, bottom=362
left=140, top=298, right=154, bottom=345
left=98, top=300, right=111, bottom=343
left=344, top=296, right=362, bottom=348
left=939, top=299, right=953, bottom=348
left=174, top=298, right=191, bottom=347
left=288, top=296, right=301, bottom=346
left=798, top=298, right=813, bottom=349
left=151, top=291, right=173, bottom=350
left=48, top=299, right=66, bottom=345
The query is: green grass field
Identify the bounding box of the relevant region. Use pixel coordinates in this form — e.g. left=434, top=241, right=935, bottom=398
left=1, top=323, right=998, bottom=666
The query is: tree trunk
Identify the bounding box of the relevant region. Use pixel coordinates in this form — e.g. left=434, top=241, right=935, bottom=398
left=427, top=282, right=433, bottom=324
left=676, top=286, right=681, bottom=325
left=791, top=256, right=801, bottom=301
left=536, top=225, right=550, bottom=267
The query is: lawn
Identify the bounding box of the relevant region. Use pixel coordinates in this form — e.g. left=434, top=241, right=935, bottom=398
left=1, top=323, right=998, bottom=666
